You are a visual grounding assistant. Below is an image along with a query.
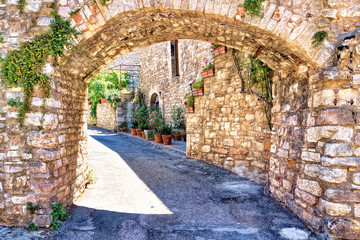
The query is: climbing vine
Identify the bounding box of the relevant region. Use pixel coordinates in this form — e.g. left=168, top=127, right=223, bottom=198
left=18, top=0, right=26, bottom=13
left=0, top=12, right=80, bottom=125
left=242, top=0, right=265, bottom=17
left=232, top=50, right=273, bottom=129
left=248, top=55, right=274, bottom=129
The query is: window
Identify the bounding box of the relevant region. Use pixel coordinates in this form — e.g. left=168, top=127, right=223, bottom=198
left=170, top=40, right=179, bottom=77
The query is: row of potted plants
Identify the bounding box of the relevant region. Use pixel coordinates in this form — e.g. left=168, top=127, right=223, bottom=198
left=183, top=43, right=227, bottom=113
left=127, top=104, right=186, bottom=145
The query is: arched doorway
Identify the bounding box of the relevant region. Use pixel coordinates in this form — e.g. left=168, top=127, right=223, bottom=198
left=150, top=93, right=160, bottom=108
left=1, top=2, right=359, bottom=238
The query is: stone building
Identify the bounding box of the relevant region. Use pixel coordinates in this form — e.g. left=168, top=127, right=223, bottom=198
left=91, top=39, right=212, bottom=129
left=1, top=0, right=360, bottom=239
left=139, top=40, right=213, bottom=121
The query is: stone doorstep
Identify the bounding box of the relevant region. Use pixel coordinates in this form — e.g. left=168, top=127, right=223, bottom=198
left=118, top=131, right=186, bottom=155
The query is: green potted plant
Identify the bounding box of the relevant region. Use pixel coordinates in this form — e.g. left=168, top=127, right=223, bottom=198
left=139, top=123, right=149, bottom=139
left=130, top=120, right=138, bottom=135
left=159, top=124, right=173, bottom=145
left=191, top=78, right=204, bottom=96
left=119, top=121, right=127, bottom=132
left=201, top=60, right=214, bottom=78
left=184, top=93, right=195, bottom=113
left=149, top=107, right=165, bottom=143
left=211, top=43, right=227, bottom=57
left=133, top=105, right=148, bottom=136
left=170, top=105, right=185, bottom=141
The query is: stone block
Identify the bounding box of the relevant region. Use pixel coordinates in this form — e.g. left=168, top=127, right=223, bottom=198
left=325, top=218, right=360, bottom=239
left=320, top=168, right=347, bottom=183
left=301, top=151, right=320, bottom=162
left=353, top=173, right=360, bottom=185
left=321, top=157, right=360, bottom=167
left=297, top=178, right=322, bottom=197
left=324, top=143, right=352, bottom=157
left=325, top=189, right=360, bottom=203
left=295, top=188, right=318, bottom=205
left=319, top=198, right=351, bottom=216
left=304, top=164, right=322, bottom=178
left=316, top=109, right=355, bottom=125
left=355, top=205, right=360, bottom=218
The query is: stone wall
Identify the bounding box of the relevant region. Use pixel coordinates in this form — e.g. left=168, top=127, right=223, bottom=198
left=95, top=103, right=117, bottom=130
left=187, top=51, right=271, bottom=184
left=1, top=0, right=360, bottom=238
left=140, top=40, right=213, bottom=122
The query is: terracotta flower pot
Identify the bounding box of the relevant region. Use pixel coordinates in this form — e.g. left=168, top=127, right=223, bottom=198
left=193, top=88, right=204, bottom=96
left=162, top=135, right=172, bottom=145
left=173, top=134, right=182, bottom=141
left=202, top=67, right=215, bottom=78
left=131, top=128, right=137, bottom=135
left=213, top=45, right=227, bottom=57
left=186, top=106, right=194, bottom=113
left=136, top=129, right=142, bottom=136
left=101, top=98, right=107, bottom=104
left=141, top=131, right=145, bottom=139
left=120, top=128, right=126, bottom=132
left=155, top=134, right=163, bottom=143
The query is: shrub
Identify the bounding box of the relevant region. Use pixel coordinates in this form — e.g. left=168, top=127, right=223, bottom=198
left=211, top=43, right=220, bottom=50
left=148, top=107, right=165, bottom=132
left=50, top=203, right=67, bottom=230
left=191, top=78, right=204, bottom=90
left=170, top=105, right=185, bottom=131
left=133, top=105, right=148, bottom=128
left=184, top=93, right=194, bottom=107
left=202, top=60, right=214, bottom=71
left=159, top=124, right=172, bottom=135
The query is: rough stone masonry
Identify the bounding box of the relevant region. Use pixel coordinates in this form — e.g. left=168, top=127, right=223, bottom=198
left=0, top=0, right=360, bottom=239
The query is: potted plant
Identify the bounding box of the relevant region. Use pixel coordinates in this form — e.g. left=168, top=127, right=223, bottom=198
left=184, top=93, right=195, bottom=113
left=139, top=123, right=148, bottom=139
left=119, top=121, right=127, bottom=132
left=191, top=78, right=204, bottom=96
left=211, top=43, right=227, bottom=57
left=130, top=120, right=138, bottom=135
left=159, top=124, right=173, bottom=145
left=170, top=105, right=186, bottom=141
left=201, top=60, right=214, bottom=78
left=133, top=105, right=148, bottom=137
left=148, top=107, right=165, bottom=143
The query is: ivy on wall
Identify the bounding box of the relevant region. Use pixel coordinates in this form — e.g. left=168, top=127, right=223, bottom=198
left=248, top=56, right=274, bottom=129
left=232, top=50, right=273, bottom=129
left=1, top=12, right=80, bottom=125
left=242, top=0, right=266, bottom=17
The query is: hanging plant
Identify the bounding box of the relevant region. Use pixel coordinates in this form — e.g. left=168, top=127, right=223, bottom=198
left=1, top=12, right=80, bottom=125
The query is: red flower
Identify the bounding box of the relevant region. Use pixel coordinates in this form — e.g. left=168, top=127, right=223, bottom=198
left=211, top=43, right=214, bottom=45
left=184, top=102, right=187, bottom=105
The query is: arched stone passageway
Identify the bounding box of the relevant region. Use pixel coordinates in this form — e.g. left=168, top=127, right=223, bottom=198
left=1, top=0, right=360, bottom=239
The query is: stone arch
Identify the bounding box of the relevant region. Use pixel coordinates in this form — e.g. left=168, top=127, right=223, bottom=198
left=1, top=0, right=360, bottom=238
